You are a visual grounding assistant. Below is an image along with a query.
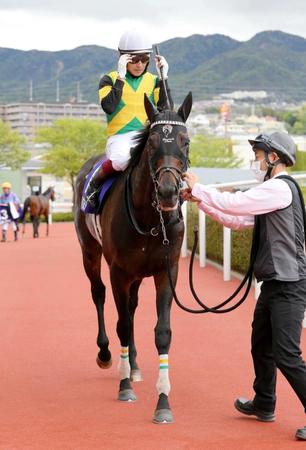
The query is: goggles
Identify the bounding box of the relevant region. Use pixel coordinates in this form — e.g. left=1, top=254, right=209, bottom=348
left=130, top=54, right=150, bottom=64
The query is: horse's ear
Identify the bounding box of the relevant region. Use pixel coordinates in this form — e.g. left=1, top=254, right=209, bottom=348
left=177, top=91, right=193, bottom=122
left=144, top=94, right=158, bottom=124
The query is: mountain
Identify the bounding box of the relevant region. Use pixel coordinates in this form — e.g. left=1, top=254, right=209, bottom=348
left=1, top=30, right=306, bottom=104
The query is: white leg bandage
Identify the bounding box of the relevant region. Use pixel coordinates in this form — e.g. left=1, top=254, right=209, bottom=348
left=118, top=346, right=131, bottom=380
left=156, top=354, right=171, bottom=396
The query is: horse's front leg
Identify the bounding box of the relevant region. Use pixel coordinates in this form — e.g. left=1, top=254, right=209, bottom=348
left=129, top=280, right=143, bottom=382
left=110, top=264, right=137, bottom=402
left=152, top=265, right=178, bottom=424
left=45, top=214, right=49, bottom=236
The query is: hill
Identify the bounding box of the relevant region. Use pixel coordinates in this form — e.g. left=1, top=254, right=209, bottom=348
left=1, top=30, right=306, bottom=104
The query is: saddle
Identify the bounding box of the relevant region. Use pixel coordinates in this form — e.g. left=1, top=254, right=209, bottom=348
left=81, top=158, right=119, bottom=214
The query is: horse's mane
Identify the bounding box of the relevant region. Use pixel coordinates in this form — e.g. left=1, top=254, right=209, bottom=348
left=128, top=125, right=150, bottom=169
left=42, top=186, right=53, bottom=196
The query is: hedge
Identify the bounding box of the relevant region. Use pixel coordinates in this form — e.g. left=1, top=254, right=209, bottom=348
left=187, top=203, right=253, bottom=274
left=23, top=211, right=74, bottom=223
left=52, top=212, right=74, bottom=222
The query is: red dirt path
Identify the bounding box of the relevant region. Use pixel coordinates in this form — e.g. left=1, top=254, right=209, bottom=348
left=1, top=223, right=305, bottom=450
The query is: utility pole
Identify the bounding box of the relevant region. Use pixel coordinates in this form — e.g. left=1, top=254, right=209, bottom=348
left=77, top=81, right=82, bottom=103
left=56, top=80, right=60, bottom=102
left=29, top=80, right=33, bottom=102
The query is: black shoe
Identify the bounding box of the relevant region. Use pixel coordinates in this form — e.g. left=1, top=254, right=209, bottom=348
left=296, top=426, right=306, bottom=440
left=234, top=398, right=276, bottom=422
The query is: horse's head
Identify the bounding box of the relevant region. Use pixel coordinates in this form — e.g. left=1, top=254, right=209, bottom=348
left=144, top=92, right=192, bottom=211
left=43, top=186, right=56, bottom=201
left=50, top=188, right=56, bottom=201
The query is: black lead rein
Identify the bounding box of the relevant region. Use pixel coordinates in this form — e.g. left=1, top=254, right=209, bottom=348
left=166, top=228, right=255, bottom=314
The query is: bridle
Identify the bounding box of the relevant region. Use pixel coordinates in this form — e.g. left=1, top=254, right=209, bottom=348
left=149, top=119, right=188, bottom=201
left=125, top=119, right=189, bottom=242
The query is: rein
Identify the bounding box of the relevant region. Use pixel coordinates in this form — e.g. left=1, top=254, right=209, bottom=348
left=124, top=120, right=187, bottom=240
left=124, top=165, right=183, bottom=241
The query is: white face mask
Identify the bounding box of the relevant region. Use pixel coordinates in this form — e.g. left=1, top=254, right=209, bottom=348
left=250, top=159, right=266, bottom=183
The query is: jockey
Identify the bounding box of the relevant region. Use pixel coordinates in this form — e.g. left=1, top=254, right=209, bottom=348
left=83, top=29, right=173, bottom=208
left=0, top=181, right=21, bottom=242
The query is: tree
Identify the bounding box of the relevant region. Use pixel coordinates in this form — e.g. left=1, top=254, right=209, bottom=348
left=0, top=120, right=29, bottom=169
left=189, top=134, right=243, bottom=168
left=294, top=148, right=306, bottom=171
left=36, top=118, right=107, bottom=196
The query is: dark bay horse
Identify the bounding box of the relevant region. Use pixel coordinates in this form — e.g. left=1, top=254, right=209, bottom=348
left=21, top=187, right=55, bottom=238
left=74, top=93, right=192, bottom=423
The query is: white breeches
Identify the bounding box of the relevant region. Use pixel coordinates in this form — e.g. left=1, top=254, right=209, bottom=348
left=106, top=131, right=140, bottom=171
left=2, top=221, right=17, bottom=231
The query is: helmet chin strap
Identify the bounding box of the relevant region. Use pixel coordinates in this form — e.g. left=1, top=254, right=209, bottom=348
left=264, top=152, right=282, bottom=180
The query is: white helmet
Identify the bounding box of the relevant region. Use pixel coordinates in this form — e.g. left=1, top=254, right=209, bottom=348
left=118, top=30, right=153, bottom=55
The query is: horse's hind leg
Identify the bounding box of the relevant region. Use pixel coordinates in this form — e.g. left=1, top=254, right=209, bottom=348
left=32, top=216, right=39, bottom=238
left=82, top=247, right=112, bottom=368
left=45, top=214, right=49, bottom=236
left=129, top=280, right=143, bottom=382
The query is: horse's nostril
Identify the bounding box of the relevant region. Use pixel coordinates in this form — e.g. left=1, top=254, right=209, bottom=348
left=158, top=184, right=177, bottom=200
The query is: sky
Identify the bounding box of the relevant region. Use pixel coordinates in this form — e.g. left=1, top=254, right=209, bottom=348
left=0, top=0, right=306, bottom=51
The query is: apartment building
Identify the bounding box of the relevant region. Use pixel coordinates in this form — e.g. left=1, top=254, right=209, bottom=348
left=0, top=101, right=104, bottom=142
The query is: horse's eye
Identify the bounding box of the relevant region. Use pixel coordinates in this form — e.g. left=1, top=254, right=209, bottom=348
left=148, top=133, right=160, bottom=148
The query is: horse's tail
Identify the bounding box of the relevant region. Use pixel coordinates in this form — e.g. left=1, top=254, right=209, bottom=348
left=20, top=197, right=31, bottom=232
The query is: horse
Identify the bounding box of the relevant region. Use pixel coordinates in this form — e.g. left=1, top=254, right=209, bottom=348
left=21, top=186, right=55, bottom=238
left=74, top=92, right=192, bottom=423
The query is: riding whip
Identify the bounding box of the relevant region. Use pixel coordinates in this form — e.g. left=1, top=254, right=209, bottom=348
left=153, top=44, right=171, bottom=110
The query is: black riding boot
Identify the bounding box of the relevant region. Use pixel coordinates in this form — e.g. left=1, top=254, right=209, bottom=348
left=14, top=230, right=18, bottom=241
left=84, top=166, right=108, bottom=208
left=1, top=230, right=6, bottom=242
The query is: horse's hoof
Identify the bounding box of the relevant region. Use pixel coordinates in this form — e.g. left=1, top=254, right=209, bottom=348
left=130, top=369, right=143, bottom=382
left=96, top=355, right=112, bottom=369
left=118, top=389, right=137, bottom=402
left=153, top=409, right=174, bottom=424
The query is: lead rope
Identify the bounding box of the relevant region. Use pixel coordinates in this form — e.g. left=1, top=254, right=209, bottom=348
left=165, top=221, right=258, bottom=314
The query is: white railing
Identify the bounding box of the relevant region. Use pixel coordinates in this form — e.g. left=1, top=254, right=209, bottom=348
left=181, top=174, right=306, bottom=327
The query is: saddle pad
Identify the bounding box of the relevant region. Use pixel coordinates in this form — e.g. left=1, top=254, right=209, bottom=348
left=81, top=158, right=119, bottom=214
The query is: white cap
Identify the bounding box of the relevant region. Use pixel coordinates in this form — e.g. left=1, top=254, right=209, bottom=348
left=118, top=30, right=153, bottom=54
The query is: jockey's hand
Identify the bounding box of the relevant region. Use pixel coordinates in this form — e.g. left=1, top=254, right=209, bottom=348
left=182, top=171, right=199, bottom=189
left=155, top=55, right=169, bottom=79
left=117, top=54, right=132, bottom=79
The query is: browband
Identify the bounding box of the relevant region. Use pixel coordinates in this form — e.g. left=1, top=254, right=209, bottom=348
left=150, top=120, right=186, bottom=129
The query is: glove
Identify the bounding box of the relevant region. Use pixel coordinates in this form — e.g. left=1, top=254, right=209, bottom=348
left=155, top=55, right=169, bottom=80
left=117, top=54, right=131, bottom=79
